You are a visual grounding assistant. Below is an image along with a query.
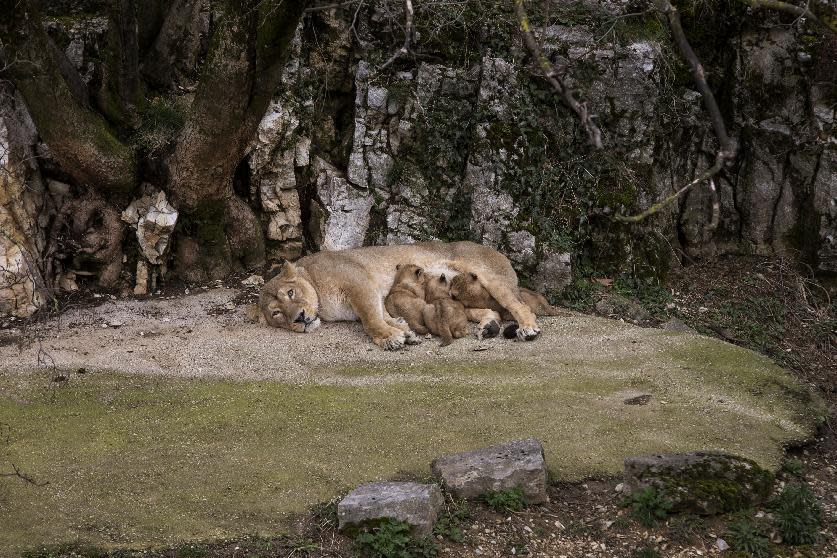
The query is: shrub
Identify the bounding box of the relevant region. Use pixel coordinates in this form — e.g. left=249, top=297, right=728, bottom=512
left=622, top=487, right=673, bottom=527
left=725, top=514, right=770, bottom=558
left=482, top=488, right=526, bottom=513
left=773, top=483, right=822, bottom=545
left=354, top=520, right=437, bottom=558
left=433, top=503, right=471, bottom=542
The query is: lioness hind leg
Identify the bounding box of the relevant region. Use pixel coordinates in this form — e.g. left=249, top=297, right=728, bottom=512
left=479, top=279, right=540, bottom=341
left=464, top=308, right=500, bottom=339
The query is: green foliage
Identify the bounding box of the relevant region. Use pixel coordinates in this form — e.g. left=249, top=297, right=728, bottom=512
left=133, top=97, right=186, bottom=152
left=725, top=514, right=770, bottom=558
left=780, top=458, right=804, bottom=478
left=613, top=276, right=673, bottom=317
left=632, top=546, right=662, bottom=558
left=621, top=487, right=673, bottom=527
left=174, top=545, right=208, bottom=558
left=354, top=520, right=438, bottom=558
left=482, top=488, right=526, bottom=513
left=773, top=483, right=822, bottom=546
left=433, top=503, right=471, bottom=542
left=667, top=513, right=706, bottom=544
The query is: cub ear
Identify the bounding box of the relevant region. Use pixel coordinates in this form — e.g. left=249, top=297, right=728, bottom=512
left=469, top=272, right=478, bottom=281
left=279, top=261, right=298, bottom=279
left=396, top=264, right=402, bottom=271
left=440, top=274, right=447, bottom=284
left=415, top=267, right=424, bottom=277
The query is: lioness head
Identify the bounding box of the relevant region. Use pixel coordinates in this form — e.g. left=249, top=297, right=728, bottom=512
left=259, top=262, right=321, bottom=333
left=449, top=272, right=493, bottom=308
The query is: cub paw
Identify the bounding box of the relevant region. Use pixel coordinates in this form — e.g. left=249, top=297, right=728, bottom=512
left=479, top=320, right=500, bottom=339
left=376, top=330, right=407, bottom=351
left=515, top=326, right=541, bottom=341
left=502, top=322, right=519, bottom=339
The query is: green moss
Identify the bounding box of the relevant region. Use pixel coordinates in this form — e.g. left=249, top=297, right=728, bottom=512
left=0, top=332, right=821, bottom=552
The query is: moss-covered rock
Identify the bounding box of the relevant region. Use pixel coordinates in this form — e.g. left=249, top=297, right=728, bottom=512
left=624, top=452, right=775, bottom=515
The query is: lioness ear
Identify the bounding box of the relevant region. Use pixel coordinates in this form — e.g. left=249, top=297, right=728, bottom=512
left=469, top=272, right=478, bottom=281
left=279, top=261, right=298, bottom=279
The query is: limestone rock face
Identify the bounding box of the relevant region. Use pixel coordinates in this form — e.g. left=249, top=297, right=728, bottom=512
left=0, top=90, right=47, bottom=318
left=337, top=482, right=443, bottom=536
left=310, top=157, right=373, bottom=251
left=431, top=438, right=549, bottom=504
left=624, top=452, right=774, bottom=515
left=121, top=189, right=178, bottom=265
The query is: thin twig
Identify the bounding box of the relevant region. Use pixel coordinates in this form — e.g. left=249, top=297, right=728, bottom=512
left=0, top=463, right=50, bottom=486
left=378, top=0, right=414, bottom=72
left=513, top=0, right=603, bottom=149
left=614, top=154, right=726, bottom=222
left=738, top=0, right=836, bottom=34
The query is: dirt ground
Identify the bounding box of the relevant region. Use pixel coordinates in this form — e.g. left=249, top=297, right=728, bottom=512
left=2, top=256, right=835, bottom=558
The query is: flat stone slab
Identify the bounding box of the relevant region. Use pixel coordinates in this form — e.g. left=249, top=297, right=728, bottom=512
left=624, top=451, right=774, bottom=515
left=431, top=438, right=548, bottom=503
left=337, top=482, right=443, bottom=535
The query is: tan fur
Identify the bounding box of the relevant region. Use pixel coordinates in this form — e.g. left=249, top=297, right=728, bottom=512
left=422, top=274, right=469, bottom=346
left=450, top=272, right=567, bottom=320
left=384, top=264, right=429, bottom=335
left=258, top=241, right=541, bottom=350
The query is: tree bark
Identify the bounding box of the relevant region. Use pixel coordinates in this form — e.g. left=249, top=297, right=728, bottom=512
left=0, top=0, right=138, bottom=194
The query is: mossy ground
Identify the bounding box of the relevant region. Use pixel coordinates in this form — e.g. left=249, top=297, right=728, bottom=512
left=0, top=334, right=823, bottom=556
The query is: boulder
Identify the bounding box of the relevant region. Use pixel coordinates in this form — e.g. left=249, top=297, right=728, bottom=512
left=623, top=452, right=774, bottom=515
left=430, top=438, right=548, bottom=504
left=337, top=482, right=443, bottom=536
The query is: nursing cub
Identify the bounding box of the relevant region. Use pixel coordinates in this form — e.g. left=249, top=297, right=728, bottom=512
left=422, top=273, right=469, bottom=346
left=385, top=264, right=468, bottom=346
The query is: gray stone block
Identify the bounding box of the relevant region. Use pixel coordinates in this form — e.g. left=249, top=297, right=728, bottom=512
left=337, top=482, right=443, bottom=535
left=431, top=438, right=548, bottom=504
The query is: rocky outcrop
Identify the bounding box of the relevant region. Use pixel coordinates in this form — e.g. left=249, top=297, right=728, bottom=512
left=0, top=90, right=47, bottom=317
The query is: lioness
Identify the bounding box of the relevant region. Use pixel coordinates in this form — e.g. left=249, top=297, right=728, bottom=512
left=422, top=273, right=469, bottom=346
left=258, top=241, right=541, bottom=350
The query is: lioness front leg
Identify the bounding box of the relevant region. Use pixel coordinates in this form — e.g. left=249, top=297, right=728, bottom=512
left=349, top=288, right=409, bottom=350
left=465, top=308, right=501, bottom=340
left=480, top=280, right=541, bottom=341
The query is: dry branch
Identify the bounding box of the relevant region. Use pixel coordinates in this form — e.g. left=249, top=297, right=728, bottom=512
left=378, top=0, right=415, bottom=71
left=0, top=463, right=50, bottom=486
left=615, top=0, right=738, bottom=223
left=738, top=0, right=837, bottom=34
left=513, top=0, right=603, bottom=149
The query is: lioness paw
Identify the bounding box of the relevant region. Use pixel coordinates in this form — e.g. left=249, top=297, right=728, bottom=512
left=404, top=330, right=423, bottom=345
left=376, top=330, right=407, bottom=351
left=516, top=326, right=541, bottom=341
left=477, top=320, right=500, bottom=340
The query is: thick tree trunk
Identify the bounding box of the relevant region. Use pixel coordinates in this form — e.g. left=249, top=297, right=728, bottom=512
left=0, top=0, right=138, bottom=194
left=168, top=0, right=309, bottom=280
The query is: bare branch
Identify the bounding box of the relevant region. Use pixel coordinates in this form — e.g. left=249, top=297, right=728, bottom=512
left=513, top=0, right=603, bottom=149
left=614, top=154, right=726, bottom=222
left=738, top=0, right=837, bottom=34
left=378, top=0, right=414, bottom=72
left=615, top=0, right=739, bottom=223
left=0, top=463, right=50, bottom=487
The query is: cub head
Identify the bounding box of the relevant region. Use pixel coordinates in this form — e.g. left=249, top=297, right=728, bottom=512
left=258, top=262, right=320, bottom=333
left=449, top=272, right=493, bottom=308
left=392, top=263, right=426, bottom=297
left=424, top=273, right=452, bottom=302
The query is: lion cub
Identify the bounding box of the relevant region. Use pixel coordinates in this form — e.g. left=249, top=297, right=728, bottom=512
left=450, top=272, right=566, bottom=320
left=422, top=274, right=469, bottom=346
left=385, top=264, right=429, bottom=335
